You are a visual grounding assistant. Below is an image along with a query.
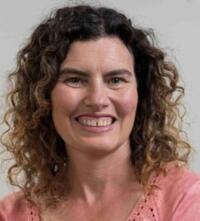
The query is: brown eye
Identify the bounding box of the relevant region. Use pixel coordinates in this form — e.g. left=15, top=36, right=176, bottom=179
left=109, top=77, right=125, bottom=84
left=64, top=77, right=87, bottom=87
left=66, top=77, right=81, bottom=83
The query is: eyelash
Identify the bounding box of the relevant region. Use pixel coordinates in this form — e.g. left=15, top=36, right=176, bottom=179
left=64, top=77, right=85, bottom=84
left=64, top=77, right=126, bottom=86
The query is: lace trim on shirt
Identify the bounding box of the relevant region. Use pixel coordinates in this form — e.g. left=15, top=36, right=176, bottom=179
left=125, top=162, right=181, bottom=221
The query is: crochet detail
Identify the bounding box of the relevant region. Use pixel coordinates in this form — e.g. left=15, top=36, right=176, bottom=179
left=29, top=204, right=38, bottom=221
left=125, top=174, right=160, bottom=221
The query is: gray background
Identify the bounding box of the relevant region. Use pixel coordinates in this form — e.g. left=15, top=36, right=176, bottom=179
left=0, top=0, right=200, bottom=197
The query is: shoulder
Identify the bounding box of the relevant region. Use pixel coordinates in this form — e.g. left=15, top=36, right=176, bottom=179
left=0, top=191, right=29, bottom=221
left=157, top=162, right=200, bottom=193
left=152, top=162, right=200, bottom=220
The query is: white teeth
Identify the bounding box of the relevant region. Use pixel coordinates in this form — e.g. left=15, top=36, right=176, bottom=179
left=77, top=117, right=113, bottom=127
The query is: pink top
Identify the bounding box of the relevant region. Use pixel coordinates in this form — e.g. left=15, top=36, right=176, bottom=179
left=1, top=163, right=200, bottom=221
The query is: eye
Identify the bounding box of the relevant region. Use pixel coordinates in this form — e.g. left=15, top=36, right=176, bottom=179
left=108, top=77, right=126, bottom=85
left=63, top=77, right=86, bottom=87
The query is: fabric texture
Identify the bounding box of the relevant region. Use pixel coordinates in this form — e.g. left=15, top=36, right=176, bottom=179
left=1, top=163, right=200, bottom=221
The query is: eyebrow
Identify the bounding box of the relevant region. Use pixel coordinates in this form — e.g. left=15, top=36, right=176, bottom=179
left=59, top=67, right=133, bottom=77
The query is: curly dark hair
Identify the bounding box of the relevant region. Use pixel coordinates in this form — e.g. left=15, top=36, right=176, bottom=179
left=1, top=4, right=191, bottom=210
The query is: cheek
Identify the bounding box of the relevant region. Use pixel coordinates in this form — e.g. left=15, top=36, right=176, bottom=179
left=118, top=87, right=138, bottom=117
left=51, top=86, right=80, bottom=115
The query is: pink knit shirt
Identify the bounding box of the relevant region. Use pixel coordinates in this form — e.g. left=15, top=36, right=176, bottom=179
left=1, top=164, right=200, bottom=221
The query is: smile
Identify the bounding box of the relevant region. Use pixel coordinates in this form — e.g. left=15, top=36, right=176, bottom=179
left=76, top=117, right=115, bottom=127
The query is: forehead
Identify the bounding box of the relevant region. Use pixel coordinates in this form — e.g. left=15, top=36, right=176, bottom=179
left=60, top=37, right=134, bottom=72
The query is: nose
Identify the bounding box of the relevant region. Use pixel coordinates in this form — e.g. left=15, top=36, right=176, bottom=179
left=83, top=81, right=110, bottom=110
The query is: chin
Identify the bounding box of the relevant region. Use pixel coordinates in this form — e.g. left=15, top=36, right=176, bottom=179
left=79, top=142, right=119, bottom=155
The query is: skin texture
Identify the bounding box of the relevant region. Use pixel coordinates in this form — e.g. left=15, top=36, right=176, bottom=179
left=50, top=37, right=140, bottom=214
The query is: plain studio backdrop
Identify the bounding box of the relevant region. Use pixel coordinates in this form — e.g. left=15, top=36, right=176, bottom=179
left=0, top=0, right=199, bottom=197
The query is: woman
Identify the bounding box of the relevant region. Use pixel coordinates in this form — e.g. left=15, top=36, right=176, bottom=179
left=0, top=4, right=200, bottom=221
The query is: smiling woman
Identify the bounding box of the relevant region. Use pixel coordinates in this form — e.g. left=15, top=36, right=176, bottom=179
left=51, top=37, right=137, bottom=156
left=0, top=3, right=200, bottom=221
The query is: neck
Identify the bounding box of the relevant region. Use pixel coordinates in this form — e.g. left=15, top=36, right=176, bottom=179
left=65, top=141, right=139, bottom=206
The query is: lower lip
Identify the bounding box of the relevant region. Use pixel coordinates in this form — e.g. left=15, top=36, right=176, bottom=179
left=74, top=119, right=116, bottom=133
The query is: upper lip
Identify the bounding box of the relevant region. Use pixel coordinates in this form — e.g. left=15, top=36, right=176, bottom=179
left=75, top=114, right=117, bottom=120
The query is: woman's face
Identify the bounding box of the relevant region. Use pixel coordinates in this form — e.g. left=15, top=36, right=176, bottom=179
left=51, top=37, right=138, bottom=156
